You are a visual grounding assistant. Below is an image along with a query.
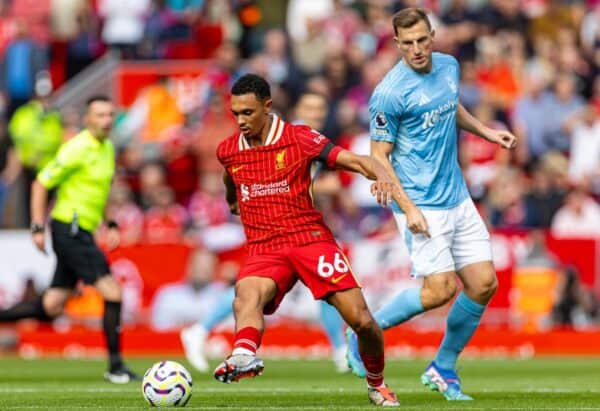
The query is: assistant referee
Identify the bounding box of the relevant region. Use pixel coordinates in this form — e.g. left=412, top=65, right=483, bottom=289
left=0, top=96, right=139, bottom=383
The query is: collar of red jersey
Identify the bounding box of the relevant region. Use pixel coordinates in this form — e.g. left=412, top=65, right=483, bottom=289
left=238, top=114, right=285, bottom=151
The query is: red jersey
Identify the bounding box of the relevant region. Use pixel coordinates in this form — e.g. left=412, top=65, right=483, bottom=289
left=216, top=114, right=342, bottom=255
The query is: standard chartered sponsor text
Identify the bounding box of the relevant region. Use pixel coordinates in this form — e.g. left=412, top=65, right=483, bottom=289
left=251, top=180, right=290, bottom=197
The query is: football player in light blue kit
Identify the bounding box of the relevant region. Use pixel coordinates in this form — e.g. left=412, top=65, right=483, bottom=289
left=346, top=8, right=517, bottom=400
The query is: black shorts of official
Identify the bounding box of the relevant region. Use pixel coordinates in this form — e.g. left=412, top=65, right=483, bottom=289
left=50, top=219, right=110, bottom=289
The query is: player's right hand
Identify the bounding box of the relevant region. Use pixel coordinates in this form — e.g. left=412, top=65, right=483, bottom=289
left=32, top=232, right=47, bottom=254
left=370, top=181, right=394, bottom=208
left=406, top=206, right=430, bottom=238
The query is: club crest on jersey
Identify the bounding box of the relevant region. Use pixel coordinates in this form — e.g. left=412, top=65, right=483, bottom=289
left=275, top=149, right=286, bottom=170
left=241, top=184, right=250, bottom=202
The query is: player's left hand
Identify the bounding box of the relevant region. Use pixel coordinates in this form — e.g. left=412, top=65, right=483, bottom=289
left=489, top=130, right=517, bottom=149
left=106, top=227, right=120, bottom=251
left=370, top=181, right=395, bottom=207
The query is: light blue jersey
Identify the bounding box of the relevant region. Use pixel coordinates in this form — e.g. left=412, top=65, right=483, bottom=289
left=369, top=52, right=469, bottom=212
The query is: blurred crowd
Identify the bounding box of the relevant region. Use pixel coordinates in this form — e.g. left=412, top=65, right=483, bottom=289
left=2, top=0, right=600, bottom=244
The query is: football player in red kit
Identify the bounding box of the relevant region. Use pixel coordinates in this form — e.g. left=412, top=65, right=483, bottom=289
left=213, top=74, right=399, bottom=407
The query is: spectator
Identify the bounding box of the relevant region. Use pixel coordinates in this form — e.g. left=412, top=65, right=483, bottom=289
left=186, top=171, right=245, bottom=251
left=458, top=59, right=482, bottom=111
left=581, top=5, right=600, bottom=56
left=8, top=75, right=62, bottom=224
left=524, top=162, right=566, bottom=228
left=194, top=88, right=237, bottom=174
left=150, top=248, right=225, bottom=331
left=97, top=0, right=150, bottom=58
left=139, top=0, right=187, bottom=59
left=0, top=119, right=20, bottom=227
left=138, top=162, right=166, bottom=209
left=480, top=0, right=529, bottom=33
left=50, top=0, right=87, bottom=41
left=512, top=66, right=553, bottom=163
left=486, top=167, right=536, bottom=228
left=102, top=180, right=144, bottom=247
left=65, top=3, right=104, bottom=80
left=143, top=185, right=188, bottom=244
left=188, top=172, right=230, bottom=230
left=0, top=21, right=48, bottom=118
left=162, top=122, right=197, bottom=205
left=459, top=102, right=510, bottom=201
left=544, top=72, right=585, bottom=154
left=552, top=266, right=599, bottom=328
left=563, top=104, right=600, bottom=189
left=441, top=0, right=480, bottom=60
left=286, top=0, right=333, bottom=73
left=0, top=0, right=17, bottom=58
left=551, top=188, right=600, bottom=238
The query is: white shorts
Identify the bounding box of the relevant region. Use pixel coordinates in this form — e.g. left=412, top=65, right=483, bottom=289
left=393, top=198, right=493, bottom=277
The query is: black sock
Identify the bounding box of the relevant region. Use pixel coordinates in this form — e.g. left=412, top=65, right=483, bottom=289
left=103, top=300, right=123, bottom=371
left=0, top=296, right=52, bottom=322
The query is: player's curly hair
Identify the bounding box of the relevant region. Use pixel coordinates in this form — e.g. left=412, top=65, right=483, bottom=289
left=231, top=74, right=271, bottom=101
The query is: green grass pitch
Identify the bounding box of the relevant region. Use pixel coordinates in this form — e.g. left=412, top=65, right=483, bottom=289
left=0, top=357, right=598, bottom=410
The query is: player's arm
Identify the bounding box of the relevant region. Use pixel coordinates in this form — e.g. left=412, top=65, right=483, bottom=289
left=30, top=179, right=49, bottom=254
left=456, top=103, right=517, bottom=149
left=223, top=172, right=239, bottom=215
left=332, top=149, right=395, bottom=207
left=371, top=140, right=430, bottom=237
left=31, top=140, right=84, bottom=253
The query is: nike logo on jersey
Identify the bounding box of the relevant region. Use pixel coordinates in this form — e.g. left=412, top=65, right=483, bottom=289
left=418, top=92, right=431, bottom=106
left=231, top=165, right=245, bottom=173
left=331, top=274, right=348, bottom=284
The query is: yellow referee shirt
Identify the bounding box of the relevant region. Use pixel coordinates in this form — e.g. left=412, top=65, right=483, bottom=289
left=37, top=130, right=115, bottom=232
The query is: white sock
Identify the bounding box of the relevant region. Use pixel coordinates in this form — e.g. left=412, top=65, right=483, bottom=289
left=232, top=347, right=255, bottom=356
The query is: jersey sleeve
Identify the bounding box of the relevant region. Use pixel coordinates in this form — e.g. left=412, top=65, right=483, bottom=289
left=216, top=139, right=232, bottom=167
left=37, top=139, right=85, bottom=189
left=369, top=91, right=401, bottom=143
left=296, top=125, right=342, bottom=169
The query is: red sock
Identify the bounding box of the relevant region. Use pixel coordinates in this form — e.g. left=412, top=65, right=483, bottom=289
left=232, top=327, right=262, bottom=356
left=360, top=352, right=385, bottom=387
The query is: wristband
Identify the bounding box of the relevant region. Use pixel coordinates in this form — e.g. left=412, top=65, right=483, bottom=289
left=30, top=223, right=45, bottom=234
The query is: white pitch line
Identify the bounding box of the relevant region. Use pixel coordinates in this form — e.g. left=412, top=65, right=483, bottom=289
left=0, top=387, right=599, bottom=394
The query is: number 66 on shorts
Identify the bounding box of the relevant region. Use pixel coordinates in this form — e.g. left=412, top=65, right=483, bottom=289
left=236, top=241, right=361, bottom=315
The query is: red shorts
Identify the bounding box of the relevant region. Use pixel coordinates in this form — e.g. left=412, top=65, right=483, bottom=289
left=237, top=241, right=360, bottom=315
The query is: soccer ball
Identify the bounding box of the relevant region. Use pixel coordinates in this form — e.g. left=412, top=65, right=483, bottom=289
left=142, top=361, right=192, bottom=407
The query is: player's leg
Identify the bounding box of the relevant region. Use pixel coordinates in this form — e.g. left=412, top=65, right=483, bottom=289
left=0, top=238, right=77, bottom=323
left=94, top=274, right=139, bottom=383
left=424, top=199, right=494, bottom=400
left=214, top=276, right=277, bottom=383
left=434, top=261, right=496, bottom=372
left=346, top=271, right=456, bottom=377
left=318, top=300, right=348, bottom=373
left=181, top=285, right=235, bottom=372
left=347, top=208, right=456, bottom=377
left=422, top=261, right=496, bottom=400
left=0, top=287, right=71, bottom=322
left=328, top=288, right=399, bottom=407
